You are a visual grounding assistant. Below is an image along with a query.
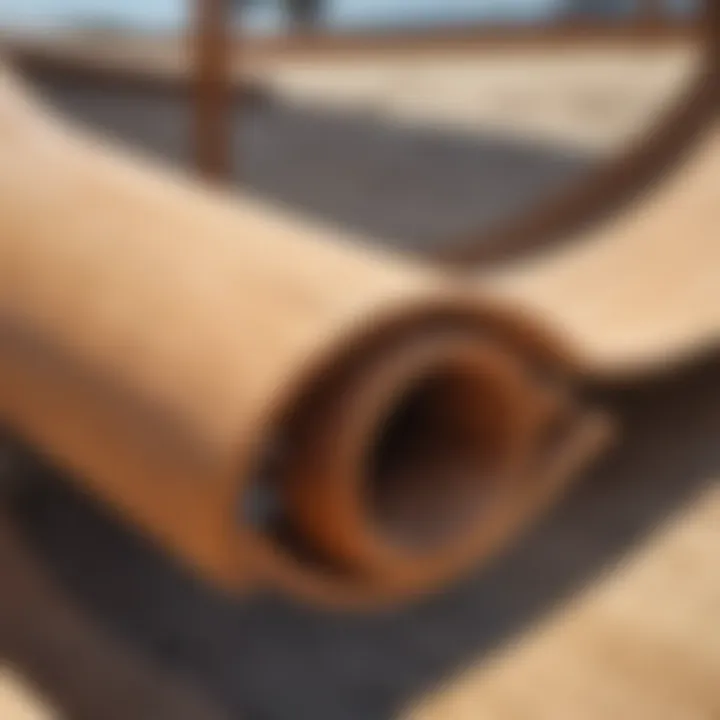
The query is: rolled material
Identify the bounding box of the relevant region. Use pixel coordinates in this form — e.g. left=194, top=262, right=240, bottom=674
left=486, top=122, right=720, bottom=378
left=0, top=62, right=715, bottom=608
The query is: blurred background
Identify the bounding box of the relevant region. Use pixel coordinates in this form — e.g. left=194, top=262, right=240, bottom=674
left=0, top=0, right=704, bottom=34
left=0, top=0, right=705, bottom=253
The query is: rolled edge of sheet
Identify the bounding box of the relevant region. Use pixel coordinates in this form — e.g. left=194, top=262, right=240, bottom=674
left=235, top=302, right=613, bottom=608
left=0, top=281, right=611, bottom=609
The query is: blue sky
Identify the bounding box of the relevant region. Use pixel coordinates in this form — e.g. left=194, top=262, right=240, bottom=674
left=0, top=0, right=695, bottom=31
left=0, top=0, right=569, bottom=31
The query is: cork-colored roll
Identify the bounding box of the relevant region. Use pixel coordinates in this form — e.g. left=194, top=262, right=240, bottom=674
left=0, top=67, right=614, bottom=606
left=0, top=54, right=717, bottom=608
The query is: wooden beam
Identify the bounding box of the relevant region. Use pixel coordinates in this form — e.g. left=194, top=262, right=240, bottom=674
left=192, top=0, right=234, bottom=182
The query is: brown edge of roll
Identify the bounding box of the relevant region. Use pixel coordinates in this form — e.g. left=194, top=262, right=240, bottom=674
left=438, top=0, right=720, bottom=268
left=229, top=300, right=614, bottom=608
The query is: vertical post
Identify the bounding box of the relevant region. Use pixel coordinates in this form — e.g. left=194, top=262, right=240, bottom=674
left=637, top=0, right=664, bottom=25
left=192, top=0, right=234, bottom=182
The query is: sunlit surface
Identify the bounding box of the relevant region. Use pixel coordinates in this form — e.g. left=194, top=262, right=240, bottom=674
left=0, top=2, right=715, bottom=719
left=409, top=485, right=720, bottom=720
left=0, top=669, right=54, bottom=720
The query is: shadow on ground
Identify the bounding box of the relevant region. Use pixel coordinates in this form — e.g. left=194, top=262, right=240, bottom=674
left=28, top=74, right=597, bottom=254
left=10, top=358, right=720, bottom=720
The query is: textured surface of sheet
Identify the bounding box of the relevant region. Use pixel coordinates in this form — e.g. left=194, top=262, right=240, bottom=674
left=0, top=64, right=611, bottom=605
left=484, top=125, right=720, bottom=376
left=0, top=55, right=716, bottom=606
left=410, top=484, right=720, bottom=720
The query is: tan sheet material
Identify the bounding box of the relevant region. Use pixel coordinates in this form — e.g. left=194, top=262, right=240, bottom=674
left=0, top=670, right=53, bottom=720
left=484, top=126, right=720, bottom=377
left=0, top=63, right=715, bottom=608
left=407, top=483, right=720, bottom=720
